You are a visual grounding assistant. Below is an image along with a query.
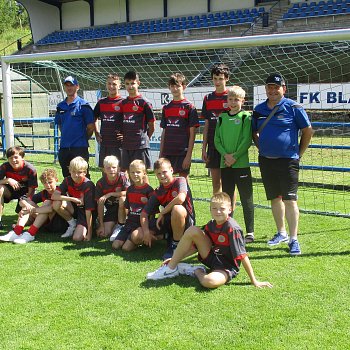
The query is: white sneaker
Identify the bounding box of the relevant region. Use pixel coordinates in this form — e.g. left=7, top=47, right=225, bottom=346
left=110, top=224, right=124, bottom=241
left=146, top=264, right=179, bottom=280
left=0, top=230, right=19, bottom=242
left=13, top=231, right=35, bottom=244
left=178, top=263, right=206, bottom=277
left=61, top=224, right=76, bottom=238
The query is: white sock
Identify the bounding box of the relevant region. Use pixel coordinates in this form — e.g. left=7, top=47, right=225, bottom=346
left=68, top=218, right=76, bottom=227
left=279, top=231, right=287, bottom=237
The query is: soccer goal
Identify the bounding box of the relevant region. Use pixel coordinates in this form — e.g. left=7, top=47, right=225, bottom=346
left=1, top=29, right=350, bottom=217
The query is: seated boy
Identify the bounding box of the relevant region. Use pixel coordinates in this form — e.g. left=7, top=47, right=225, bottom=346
left=0, top=168, right=68, bottom=244
left=159, top=73, right=199, bottom=180
left=147, top=192, right=272, bottom=289
left=51, top=157, right=95, bottom=241
left=141, top=158, right=196, bottom=260
left=0, top=146, right=38, bottom=229
left=95, top=155, right=129, bottom=240
left=112, top=160, right=155, bottom=251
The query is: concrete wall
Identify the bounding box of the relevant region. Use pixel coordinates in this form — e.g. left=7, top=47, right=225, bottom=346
left=129, top=0, right=163, bottom=21
left=62, top=1, right=90, bottom=30
left=94, top=0, right=126, bottom=25
left=211, top=0, right=255, bottom=12
left=167, top=0, right=206, bottom=17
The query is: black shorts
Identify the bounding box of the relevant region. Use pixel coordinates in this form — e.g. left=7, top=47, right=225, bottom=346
left=73, top=205, right=95, bottom=229
left=152, top=212, right=194, bottom=239
left=259, top=156, right=299, bottom=201
left=121, top=148, right=151, bottom=171
left=163, top=155, right=190, bottom=175
left=103, top=204, right=118, bottom=223
left=205, top=145, right=221, bottom=169
left=3, top=184, right=28, bottom=202
left=58, top=147, right=89, bottom=178
left=43, top=213, right=69, bottom=233
left=115, top=221, right=140, bottom=242
left=198, top=249, right=239, bottom=282
left=98, top=144, right=122, bottom=168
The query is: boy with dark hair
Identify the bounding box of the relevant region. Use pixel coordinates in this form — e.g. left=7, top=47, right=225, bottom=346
left=214, top=86, right=255, bottom=243
left=141, top=158, right=196, bottom=259
left=51, top=156, right=95, bottom=241
left=95, top=155, right=129, bottom=240
left=0, top=168, right=68, bottom=243
left=94, top=73, right=124, bottom=168
left=201, top=63, right=230, bottom=194
left=112, top=159, right=155, bottom=251
left=120, top=70, right=155, bottom=170
left=160, top=73, right=199, bottom=180
left=147, top=192, right=272, bottom=290
left=0, top=146, right=37, bottom=230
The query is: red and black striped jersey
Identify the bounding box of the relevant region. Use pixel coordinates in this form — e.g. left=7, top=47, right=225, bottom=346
left=31, top=186, right=60, bottom=204
left=161, top=99, right=199, bottom=155
left=142, top=177, right=195, bottom=222
left=124, top=183, right=154, bottom=225
left=0, top=160, right=38, bottom=189
left=95, top=173, right=130, bottom=207
left=121, top=95, right=155, bottom=150
left=204, top=217, right=247, bottom=273
left=94, top=96, right=124, bottom=147
left=201, top=91, right=229, bottom=147
left=58, top=176, right=95, bottom=211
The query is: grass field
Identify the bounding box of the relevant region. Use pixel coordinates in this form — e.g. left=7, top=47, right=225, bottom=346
left=0, top=158, right=349, bottom=350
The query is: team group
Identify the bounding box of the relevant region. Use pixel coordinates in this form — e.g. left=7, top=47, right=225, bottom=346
left=0, top=64, right=313, bottom=288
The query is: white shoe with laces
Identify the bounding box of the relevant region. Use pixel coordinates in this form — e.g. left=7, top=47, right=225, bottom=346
left=177, top=263, right=206, bottom=277
left=13, top=231, right=35, bottom=244
left=61, top=223, right=76, bottom=238
left=146, top=264, right=179, bottom=280
left=0, top=230, right=19, bottom=242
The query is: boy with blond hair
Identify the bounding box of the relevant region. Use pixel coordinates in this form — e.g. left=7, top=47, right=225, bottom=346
left=94, top=73, right=124, bottom=168
left=112, top=159, right=155, bottom=251
left=147, top=192, right=272, bottom=290
left=120, top=71, right=155, bottom=170
left=0, top=146, right=37, bottom=231
left=214, top=85, right=254, bottom=243
left=0, top=168, right=68, bottom=244
left=52, top=157, right=95, bottom=241
left=141, top=158, right=195, bottom=260
left=95, top=155, right=129, bottom=240
left=159, top=73, right=199, bottom=180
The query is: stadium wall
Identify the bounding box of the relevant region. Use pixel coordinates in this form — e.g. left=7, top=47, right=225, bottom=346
left=62, top=1, right=90, bottom=29
left=94, top=0, right=127, bottom=26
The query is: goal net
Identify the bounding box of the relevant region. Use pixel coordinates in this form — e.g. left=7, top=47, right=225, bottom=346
left=1, top=30, right=350, bottom=217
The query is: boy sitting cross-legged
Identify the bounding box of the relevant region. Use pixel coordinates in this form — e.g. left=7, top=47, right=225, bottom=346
left=112, top=159, right=155, bottom=251
left=0, top=146, right=38, bottom=231
left=140, top=157, right=196, bottom=260
left=51, top=157, right=95, bottom=241
left=147, top=192, right=272, bottom=289
left=0, top=168, right=68, bottom=244
left=95, top=155, right=129, bottom=240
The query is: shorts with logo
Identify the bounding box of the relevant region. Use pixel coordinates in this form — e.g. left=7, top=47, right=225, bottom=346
left=163, top=155, right=190, bottom=175
left=198, top=249, right=239, bottom=282
left=205, top=145, right=221, bottom=169
left=259, top=156, right=299, bottom=201
left=121, top=148, right=151, bottom=171
left=98, top=145, right=122, bottom=168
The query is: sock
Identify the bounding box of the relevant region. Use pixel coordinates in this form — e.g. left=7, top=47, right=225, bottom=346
left=14, top=225, right=24, bottom=235
left=279, top=230, right=287, bottom=237
left=28, top=225, right=39, bottom=236
left=68, top=218, right=76, bottom=227
left=246, top=232, right=254, bottom=237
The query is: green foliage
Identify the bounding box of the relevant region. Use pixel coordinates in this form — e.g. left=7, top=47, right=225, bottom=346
left=0, top=0, right=29, bottom=34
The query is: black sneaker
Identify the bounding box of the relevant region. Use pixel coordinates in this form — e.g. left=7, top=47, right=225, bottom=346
left=162, top=242, right=177, bottom=260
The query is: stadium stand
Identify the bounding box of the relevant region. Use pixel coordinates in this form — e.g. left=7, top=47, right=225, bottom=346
left=36, top=7, right=266, bottom=46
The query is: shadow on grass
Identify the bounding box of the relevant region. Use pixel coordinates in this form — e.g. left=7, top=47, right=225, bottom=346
left=249, top=250, right=350, bottom=260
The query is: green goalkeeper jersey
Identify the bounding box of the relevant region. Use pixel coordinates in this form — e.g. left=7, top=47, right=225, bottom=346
left=214, top=110, right=252, bottom=169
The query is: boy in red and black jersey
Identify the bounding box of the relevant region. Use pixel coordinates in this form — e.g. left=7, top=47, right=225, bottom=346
left=94, top=73, right=124, bottom=168
left=52, top=157, right=95, bottom=241
left=0, top=168, right=67, bottom=244
left=147, top=192, right=272, bottom=290
left=160, top=73, right=199, bottom=180
left=95, top=155, right=129, bottom=240
left=201, top=64, right=230, bottom=194
left=120, top=71, right=155, bottom=170
left=141, top=158, right=196, bottom=260
left=112, top=160, right=155, bottom=251
left=0, top=146, right=38, bottom=229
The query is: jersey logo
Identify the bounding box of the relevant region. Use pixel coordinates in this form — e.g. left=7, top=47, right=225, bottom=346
left=223, top=103, right=228, bottom=108
left=179, top=110, right=186, bottom=116
left=114, top=105, right=121, bottom=111
left=171, top=190, right=178, bottom=198
left=218, top=234, right=226, bottom=243
left=132, top=105, right=139, bottom=111
left=141, top=196, right=148, bottom=203
left=234, top=119, right=241, bottom=124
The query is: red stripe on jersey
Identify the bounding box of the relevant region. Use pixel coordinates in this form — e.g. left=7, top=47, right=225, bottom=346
left=99, top=102, right=122, bottom=113
left=128, top=191, right=149, bottom=205
left=164, top=107, right=189, bottom=119
left=205, top=98, right=228, bottom=111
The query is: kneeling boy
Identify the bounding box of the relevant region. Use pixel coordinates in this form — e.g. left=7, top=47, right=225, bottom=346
left=51, top=157, right=95, bottom=241
left=141, top=158, right=195, bottom=259
left=147, top=192, right=272, bottom=289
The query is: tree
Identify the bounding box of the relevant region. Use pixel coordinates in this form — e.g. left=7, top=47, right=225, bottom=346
left=0, top=0, right=29, bottom=34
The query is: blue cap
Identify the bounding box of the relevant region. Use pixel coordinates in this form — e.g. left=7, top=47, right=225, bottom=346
left=265, top=73, right=285, bottom=86
left=64, top=76, right=79, bottom=86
